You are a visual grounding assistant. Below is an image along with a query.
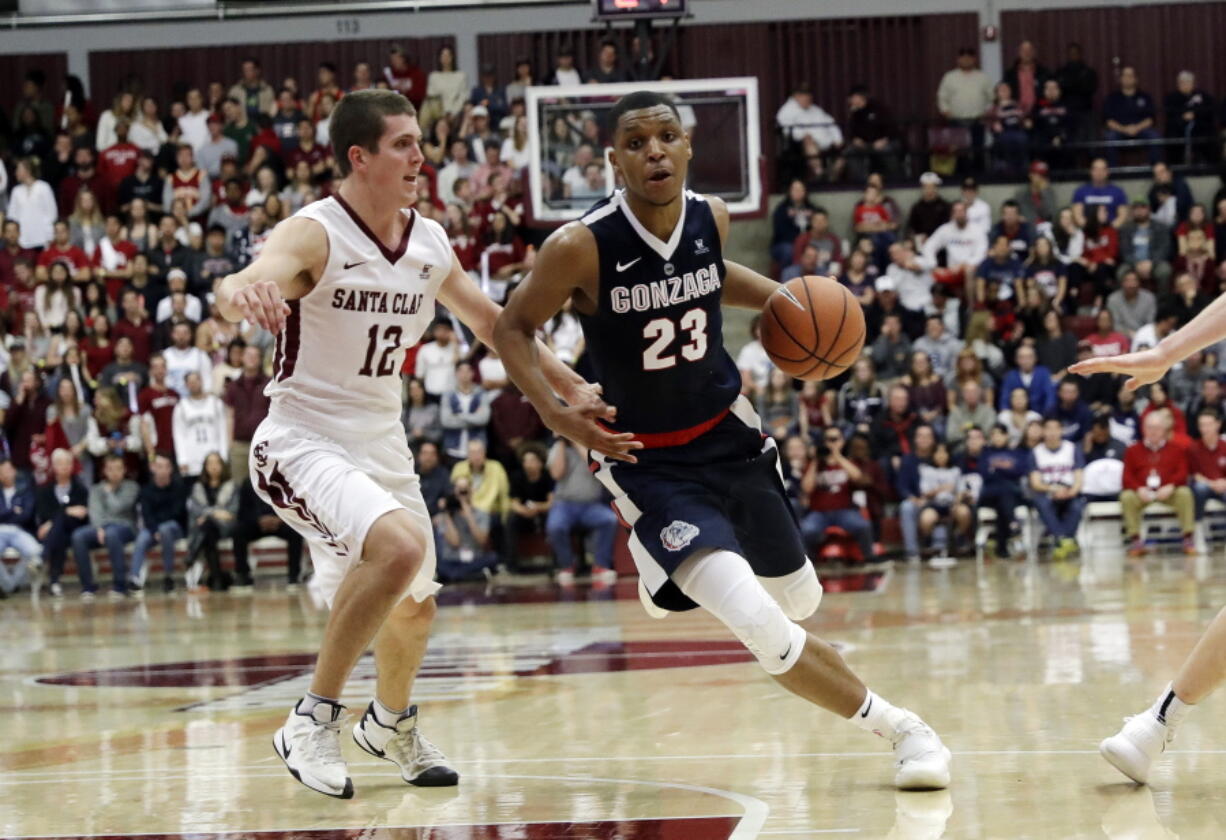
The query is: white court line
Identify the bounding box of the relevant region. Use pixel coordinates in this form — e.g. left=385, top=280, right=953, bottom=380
left=757, top=831, right=862, bottom=836
left=9, top=747, right=1226, bottom=780
left=2, top=772, right=767, bottom=840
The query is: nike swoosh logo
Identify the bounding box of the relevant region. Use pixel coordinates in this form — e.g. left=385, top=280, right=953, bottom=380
left=616, top=258, right=642, bottom=272
left=779, top=643, right=792, bottom=661
left=344, top=260, right=366, bottom=270
left=860, top=697, right=873, bottom=718
left=282, top=732, right=292, bottom=758
left=777, top=287, right=806, bottom=311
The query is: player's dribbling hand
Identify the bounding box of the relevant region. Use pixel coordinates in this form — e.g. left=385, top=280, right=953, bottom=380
left=544, top=404, right=643, bottom=464
left=229, top=279, right=291, bottom=334
left=1068, top=346, right=1171, bottom=392
left=560, top=380, right=616, bottom=422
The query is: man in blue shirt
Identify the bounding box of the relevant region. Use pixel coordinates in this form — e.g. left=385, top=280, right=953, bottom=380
left=1049, top=379, right=1094, bottom=443
left=1072, top=158, right=1129, bottom=228
left=999, top=344, right=1057, bottom=416
left=975, top=235, right=1025, bottom=305
left=1103, top=66, right=1160, bottom=166
left=989, top=200, right=1034, bottom=262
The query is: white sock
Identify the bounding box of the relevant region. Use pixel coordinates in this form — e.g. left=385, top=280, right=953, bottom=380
left=372, top=697, right=408, bottom=728
left=1152, top=683, right=1194, bottom=729
left=297, top=691, right=338, bottom=715
left=849, top=689, right=902, bottom=739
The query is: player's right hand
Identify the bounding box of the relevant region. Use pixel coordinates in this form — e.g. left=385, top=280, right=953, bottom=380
left=544, top=404, right=644, bottom=464
left=228, top=279, right=291, bottom=334
left=1068, top=347, right=1171, bottom=392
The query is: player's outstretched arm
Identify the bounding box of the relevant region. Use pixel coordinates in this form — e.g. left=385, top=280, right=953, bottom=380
left=703, top=194, right=784, bottom=310
left=436, top=252, right=595, bottom=408
left=216, top=217, right=323, bottom=332
left=1069, top=291, right=1226, bottom=390
left=493, top=223, right=643, bottom=464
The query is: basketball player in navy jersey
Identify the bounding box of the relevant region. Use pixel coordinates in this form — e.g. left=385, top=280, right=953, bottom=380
left=495, top=91, right=952, bottom=789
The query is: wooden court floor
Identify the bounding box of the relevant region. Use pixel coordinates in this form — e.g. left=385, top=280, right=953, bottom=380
left=2, top=552, right=1226, bottom=839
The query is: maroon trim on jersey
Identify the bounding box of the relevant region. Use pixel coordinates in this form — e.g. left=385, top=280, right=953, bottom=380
left=255, top=460, right=348, bottom=556
left=280, top=300, right=301, bottom=381
left=332, top=192, right=416, bottom=265
left=599, top=407, right=731, bottom=450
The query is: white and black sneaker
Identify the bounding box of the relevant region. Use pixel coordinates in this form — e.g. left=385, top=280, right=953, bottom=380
left=889, top=709, right=952, bottom=790
left=352, top=702, right=459, bottom=787
left=273, top=700, right=354, bottom=799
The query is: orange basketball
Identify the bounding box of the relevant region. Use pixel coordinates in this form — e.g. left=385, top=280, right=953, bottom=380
left=760, top=275, right=866, bottom=381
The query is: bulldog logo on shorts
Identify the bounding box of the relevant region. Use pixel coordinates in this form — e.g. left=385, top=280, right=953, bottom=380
left=661, top=520, right=700, bottom=552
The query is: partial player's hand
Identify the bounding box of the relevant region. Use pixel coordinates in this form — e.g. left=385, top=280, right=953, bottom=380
left=1068, top=347, right=1172, bottom=392
left=228, top=279, right=291, bottom=333
left=544, top=403, right=643, bottom=464
left=560, top=380, right=616, bottom=423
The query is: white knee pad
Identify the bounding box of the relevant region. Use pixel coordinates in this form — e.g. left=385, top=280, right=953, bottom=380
left=759, top=562, right=823, bottom=621
left=674, top=550, right=807, bottom=675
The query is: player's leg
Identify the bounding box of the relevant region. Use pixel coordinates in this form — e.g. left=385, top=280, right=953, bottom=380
left=674, top=549, right=951, bottom=789
left=1101, top=604, right=1226, bottom=784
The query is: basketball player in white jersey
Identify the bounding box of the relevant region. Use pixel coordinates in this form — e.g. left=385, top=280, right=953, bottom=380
left=217, top=90, right=602, bottom=799
left=1072, top=291, right=1226, bottom=783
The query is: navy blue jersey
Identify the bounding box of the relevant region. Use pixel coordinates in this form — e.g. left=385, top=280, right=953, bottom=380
left=576, top=190, right=741, bottom=440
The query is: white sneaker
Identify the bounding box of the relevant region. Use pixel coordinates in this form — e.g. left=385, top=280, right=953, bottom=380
left=592, top=567, right=618, bottom=584
left=49, top=582, right=63, bottom=599
left=556, top=569, right=575, bottom=585
left=1100, top=711, right=1172, bottom=784
left=185, top=560, right=204, bottom=591
left=890, top=710, right=952, bottom=790
left=928, top=555, right=956, bottom=570
left=352, top=702, right=459, bottom=787
left=273, top=700, right=354, bottom=799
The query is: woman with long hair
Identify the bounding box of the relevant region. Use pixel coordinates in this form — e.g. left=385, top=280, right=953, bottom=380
left=125, top=196, right=158, bottom=251
left=95, top=91, right=137, bottom=151
left=20, top=310, right=52, bottom=362
left=129, top=96, right=168, bottom=153
left=1036, top=309, right=1078, bottom=380
left=46, top=377, right=93, bottom=482
left=839, top=249, right=876, bottom=307
left=263, top=193, right=287, bottom=225
left=80, top=313, right=114, bottom=380
left=187, top=451, right=239, bottom=591
left=425, top=44, right=468, bottom=124
left=444, top=203, right=478, bottom=272
left=424, top=114, right=453, bottom=168
left=1177, top=203, right=1215, bottom=259
left=69, top=189, right=106, bottom=258
left=212, top=339, right=246, bottom=394
left=501, top=114, right=531, bottom=171
left=35, top=263, right=81, bottom=333
left=403, top=376, right=442, bottom=447
left=838, top=357, right=886, bottom=430
left=902, top=351, right=948, bottom=436
left=51, top=343, right=96, bottom=408
left=758, top=367, right=800, bottom=441
left=797, top=379, right=834, bottom=442
left=244, top=166, right=280, bottom=208
left=280, top=159, right=318, bottom=216
left=945, top=349, right=994, bottom=411
left=196, top=297, right=241, bottom=367
left=1140, top=380, right=1187, bottom=435
left=1026, top=235, right=1068, bottom=313
left=1082, top=203, right=1119, bottom=308
left=998, top=387, right=1042, bottom=448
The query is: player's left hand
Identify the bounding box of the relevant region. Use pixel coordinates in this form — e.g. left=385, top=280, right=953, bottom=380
left=560, top=379, right=616, bottom=422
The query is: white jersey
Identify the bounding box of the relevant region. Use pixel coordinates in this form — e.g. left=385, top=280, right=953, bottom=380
left=265, top=195, right=452, bottom=440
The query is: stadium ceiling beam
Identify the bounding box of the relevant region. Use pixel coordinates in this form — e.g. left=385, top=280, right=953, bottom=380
left=3, top=0, right=572, bottom=28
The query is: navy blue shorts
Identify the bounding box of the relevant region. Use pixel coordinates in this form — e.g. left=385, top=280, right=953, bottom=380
left=592, top=400, right=809, bottom=613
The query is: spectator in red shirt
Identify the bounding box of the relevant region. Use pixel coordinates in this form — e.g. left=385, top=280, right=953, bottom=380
left=287, top=117, right=333, bottom=179
left=6, top=368, right=49, bottom=476
left=1085, top=309, right=1131, bottom=358
left=92, top=214, right=138, bottom=303
left=113, top=287, right=155, bottom=365
left=246, top=114, right=283, bottom=178
left=1082, top=204, right=1120, bottom=307
left=853, top=183, right=897, bottom=269
left=138, top=354, right=180, bottom=462
left=8, top=259, right=35, bottom=326
left=480, top=210, right=527, bottom=289
left=799, top=425, right=875, bottom=560
left=36, top=220, right=91, bottom=284
left=1121, top=410, right=1195, bottom=556
left=306, top=61, right=343, bottom=122
left=384, top=45, right=428, bottom=109
left=0, top=220, right=37, bottom=287
left=58, top=147, right=112, bottom=217
left=99, top=121, right=141, bottom=191
left=1189, top=408, right=1226, bottom=518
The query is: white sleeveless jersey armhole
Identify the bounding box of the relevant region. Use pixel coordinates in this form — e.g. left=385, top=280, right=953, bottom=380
left=263, top=196, right=452, bottom=439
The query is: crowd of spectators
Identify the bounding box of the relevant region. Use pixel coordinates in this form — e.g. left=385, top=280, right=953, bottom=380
left=777, top=41, right=1226, bottom=186
left=765, top=145, right=1226, bottom=565
left=0, top=44, right=642, bottom=599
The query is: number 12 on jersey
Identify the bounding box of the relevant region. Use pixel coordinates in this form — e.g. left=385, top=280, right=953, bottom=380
left=641, top=307, right=708, bottom=371
left=358, top=324, right=404, bottom=377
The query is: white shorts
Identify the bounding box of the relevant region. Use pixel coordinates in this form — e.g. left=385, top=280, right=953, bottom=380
left=249, top=416, right=440, bottom=609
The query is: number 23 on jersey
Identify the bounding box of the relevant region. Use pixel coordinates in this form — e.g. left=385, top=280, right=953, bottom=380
left=641, top=307, right=708, bottom=371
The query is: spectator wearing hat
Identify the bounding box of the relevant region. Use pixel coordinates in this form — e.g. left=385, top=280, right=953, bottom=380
left=959, top=177, right=992, bottom=234
left=844, top=85, right=899, bottom=182
left=469, top=63, right=508, bottom=126
left=937, top=48, right=994, bottom=161
left=1014, top=161, right=1057, bottom=225
left=1073, top=158, right=1129, bottom=229
left=777, top=82, right=843, bottom=184
left=197, top=115, right=239, bottom=180
left=155, top=269, right=203, bottom=324
left=1163, top=71, right=1216, bottom=165
left=906, top=173, right=951, bottom=246
left=1118, top=199, right=1173, bottom=293
left=867, top=275, right=923, bottom=342
left=1103, top=66, right=1161, bottom=166
left=1032, top=79, right=1072, bottom=169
